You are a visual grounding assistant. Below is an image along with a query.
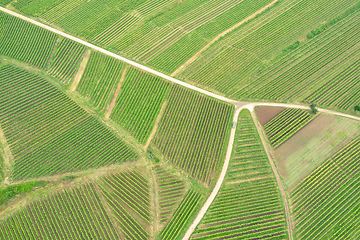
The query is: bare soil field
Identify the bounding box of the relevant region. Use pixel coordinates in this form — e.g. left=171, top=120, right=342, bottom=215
left=255, top=106, right=285, bottom=126
left=274, top=113, right=360, bottom=190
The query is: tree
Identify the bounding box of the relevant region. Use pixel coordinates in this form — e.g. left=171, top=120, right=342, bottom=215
left=355, top=105, right=360, bottom=112
left=310, top=103, right=317, bottom=114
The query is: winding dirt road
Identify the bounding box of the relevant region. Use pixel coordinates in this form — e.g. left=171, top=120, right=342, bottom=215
left=2, top=7, right=360, bottom=240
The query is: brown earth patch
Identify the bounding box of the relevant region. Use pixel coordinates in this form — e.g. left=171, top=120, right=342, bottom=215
left=255, top=106, right=285, bottom=126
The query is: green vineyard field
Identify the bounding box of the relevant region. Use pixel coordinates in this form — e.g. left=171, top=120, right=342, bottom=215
left=0, top=65, right=137, bottom=180
left=192, top=109, right=287, bottom=239
left=154, top=85, right=233, bottom=185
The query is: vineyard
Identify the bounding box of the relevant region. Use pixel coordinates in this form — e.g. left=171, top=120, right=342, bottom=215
left=154, top=85, right=233, bottom=184
left=290, top=137, right=360, bottom=239
left=48, top=38, right=86, bottom=84
left=97, top=170, right=151, bottom=239
left=110, top=67, right=170, bottom=144
left=76, top=51, right=125, bottom=111
left=191, top=109, right=287, bottom=239
left=264, top=108, right=313, bottom=148
left=180, top=0, right=359, bottom=97
left=153, top=164, right=186, bottom=226
left=161, top=189, right=201, bottom=240
left=0, top=65, right=137, bottom=180
left=0, top=12, right=57, bottom=69
left=0, top=183, right=120, bottom=239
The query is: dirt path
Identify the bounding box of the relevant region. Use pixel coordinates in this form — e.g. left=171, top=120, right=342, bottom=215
left=104, top=65, right=128, bottom=119
left=171, top=0, right=280, bottom=77
left=70, top=49, right=91, bottom=91
left=249, top=108, right=294, bottom=240
left=144, top=100, right=167, bottom=151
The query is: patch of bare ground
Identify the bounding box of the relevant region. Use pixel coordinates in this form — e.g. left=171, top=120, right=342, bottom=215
left=70, top=49, right=91, bottom=91
left=105, top=65, right=129, bottom=119
left=144, top=100, right=168, bottom=151
left=171, top=0, right=280, bottom=77
left=0, top=124, right=14, bottom=184
left=226, top=175, right=271, bottom=185
left=255, top=106, right=285, bottom=126
left=149, top=165, right=160, bottom=237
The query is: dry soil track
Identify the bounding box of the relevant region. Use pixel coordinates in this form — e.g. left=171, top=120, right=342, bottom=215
left=2, top=7, right=360, bottom=240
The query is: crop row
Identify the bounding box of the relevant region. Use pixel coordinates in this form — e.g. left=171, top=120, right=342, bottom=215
left=264, top=108, right=312, bottom=148
left=0, top=183, right=120, bottom=239
left=97, top=170, right=151, bottom=240
left=153, top=164, right=186, bottom=225
left=290, top=137, right=360, bottom=239
left=154, top=85, right=233, bottom=185
left=191, top=109, right=286, bottom=239
left=76, top=51, right=125, bottom=111
left=0, top=12, right=57, bottom=69
left=49, top=38, right=86, bottom=84
left=0, top=65, right=137, bottom=180
left=161, top=189, right=201, bottom=240
left=110, top=66, right=170, bottom=144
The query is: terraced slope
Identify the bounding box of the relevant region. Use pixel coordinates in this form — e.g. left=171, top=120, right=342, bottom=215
left=191, top=109, right=287, bottom=239
left=153, top=85, right=233, bottom=185
left=264, top=108, right=313, bottom=148
left=153, top=164, right=186, bottom=226
left=76, top=51, right=125, bottom=111
left=97, top=170, right=151, bottom=240
left=0, top=183, right=120, bottom=239
left=0, top=12, right=57, bottom=68
left=110, top=67, right=170, bottom=144
left=291, top=137, right=360, bottom=239
left=48, top=38, right=86, bottom=84
left=0, top=65, right=137, bottom=180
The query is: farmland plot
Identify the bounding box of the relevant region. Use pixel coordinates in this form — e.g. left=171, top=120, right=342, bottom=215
left=181, top=0, right=359, bottom=97
left=263, top=108, right=314, bottom=148
left=191, top=109, right=287, bottom=239
left=153, top=85, right=233, bottom=185
left=0, top=183, right=120, bottom=239
left=153, top=164, right=186, bottom=226
left=290, top=137, right=360, bottom=239
left=76, top=51, right=125, bottom=112
left=161, top=189, right=201, bottom=240
left=0, top=65, right=137, bottom=180
left=48, top=38, right=86, bottom=84
left=110, top=67, right=170, bottom=144
left=97, top=170, right=151, bottom=240
left=0, top=12, right=57, bottom=69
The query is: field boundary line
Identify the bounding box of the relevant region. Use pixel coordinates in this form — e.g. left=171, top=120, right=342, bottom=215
left=0, top=124, right=14, bottom=185
left=249, top=107, right=294, bottom=240
left=144, top=100, right=168, bottom=151
left=171, top=0, right=280, bottom=77
left=70, top=49, right=91, bottom=91
left=182, top=105, right=243, bottom=239
left=105, top=65, right=129, bottom=119
left=0, top=6, right=235, bottom=104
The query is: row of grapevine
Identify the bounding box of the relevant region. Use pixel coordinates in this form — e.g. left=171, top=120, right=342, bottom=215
left=76, top=51, right=125, bottom=111
left=191, top=109, right=287, bottom=239
left=97, top=170, right=151, bottom=239
left=161, top=189, right=201, bottom=240
left=153, top=164, right=186, bottom=226
left=264, top=108, right=313, bottom=148
left=0, top=65, right=137, bottom=180
left=153, top=85, right=233, bottom=185
left=48, top=38, right=86, bottom=84
left=110, top=67, right=170, bottom=144
left=0, top=11, right=57, bottom=69
left=181, top=0, right=359, bottom=97
left=0, top=183, right=120, bottom=239
left=290, top=137, right=360, bottom=239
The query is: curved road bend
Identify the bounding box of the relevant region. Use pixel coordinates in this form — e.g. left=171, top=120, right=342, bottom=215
left=2, top=7, right=360, bottom=240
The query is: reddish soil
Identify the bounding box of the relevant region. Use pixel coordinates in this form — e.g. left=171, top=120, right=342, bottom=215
left=255, top=106, right=286, bottom=126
